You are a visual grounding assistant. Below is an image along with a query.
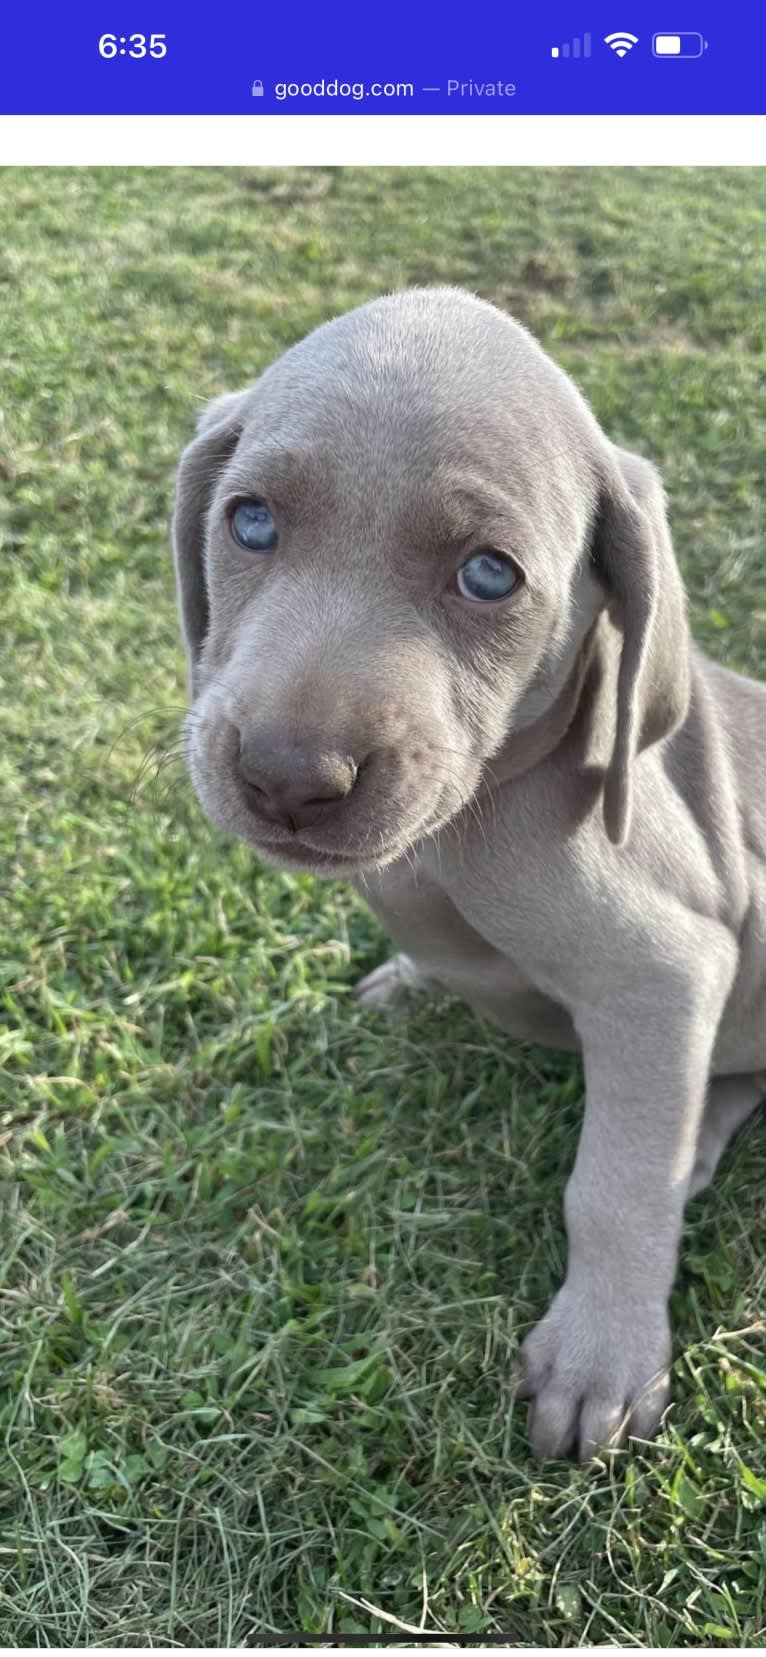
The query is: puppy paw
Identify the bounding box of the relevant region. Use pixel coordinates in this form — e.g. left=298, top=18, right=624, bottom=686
left=517, top=1280, right=671, bottom=1463
left=354, top=953, right=431, bottom=1010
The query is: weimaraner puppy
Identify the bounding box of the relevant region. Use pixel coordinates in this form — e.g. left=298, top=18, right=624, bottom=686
left=173, top=287, right=765, bottom=1462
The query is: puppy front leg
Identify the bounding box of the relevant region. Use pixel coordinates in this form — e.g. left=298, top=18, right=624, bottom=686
left=519, top=972, right=731, bottom=1462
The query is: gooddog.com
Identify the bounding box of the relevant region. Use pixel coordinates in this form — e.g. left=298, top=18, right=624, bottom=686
left=274, top=79, right=414, bottom=100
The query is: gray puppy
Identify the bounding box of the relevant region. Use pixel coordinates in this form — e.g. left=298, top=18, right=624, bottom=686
left=173, top=287, right=765, bottom=1462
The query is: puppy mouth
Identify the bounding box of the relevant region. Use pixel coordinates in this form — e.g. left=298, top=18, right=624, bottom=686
left=252, top=804, right=448, bottom=875
left=256, top=836, right=360, bottom=870
left=254, top=827, right=418, bottom=875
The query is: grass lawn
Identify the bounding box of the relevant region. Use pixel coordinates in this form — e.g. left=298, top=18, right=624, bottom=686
left=1, top=165, right=766, bottom=1646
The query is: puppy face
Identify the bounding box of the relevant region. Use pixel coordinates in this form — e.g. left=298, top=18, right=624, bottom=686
left=174, top=289, right=685, bottom=869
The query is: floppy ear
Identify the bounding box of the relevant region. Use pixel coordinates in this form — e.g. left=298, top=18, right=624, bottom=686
left=591, top=446, right=690, bottom=846
left=172, top=390, right=247, bottom=698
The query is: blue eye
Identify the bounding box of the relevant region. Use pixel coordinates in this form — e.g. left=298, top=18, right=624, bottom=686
left=456, top=550, right=519, bottom=602
left=231, top=499, right=278, bottom=552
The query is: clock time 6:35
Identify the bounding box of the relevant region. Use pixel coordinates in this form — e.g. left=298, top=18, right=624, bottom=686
left=98, top=34, right=167, bottom=56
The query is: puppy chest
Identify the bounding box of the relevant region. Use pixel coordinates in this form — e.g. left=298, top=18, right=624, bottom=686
left=359, top=865, right=577, bottom=1050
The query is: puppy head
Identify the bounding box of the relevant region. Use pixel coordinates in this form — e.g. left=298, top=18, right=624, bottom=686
left=174, top=287, right=689, bottom=874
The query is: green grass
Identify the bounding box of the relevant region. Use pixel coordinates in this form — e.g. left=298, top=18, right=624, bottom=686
left=1, top=165, right=765, bottom=1645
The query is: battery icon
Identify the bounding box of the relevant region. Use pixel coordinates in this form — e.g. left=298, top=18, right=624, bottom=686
left=652, top=31, right=708, bottom=56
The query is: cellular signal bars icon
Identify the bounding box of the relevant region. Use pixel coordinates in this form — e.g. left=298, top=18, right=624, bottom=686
left=550, top=32, right=593, bottom=57
left=551, top=33, right=591, bottom=57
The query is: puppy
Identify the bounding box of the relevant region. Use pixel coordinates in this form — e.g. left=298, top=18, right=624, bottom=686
left=173, top=287, right=765, bottom=1461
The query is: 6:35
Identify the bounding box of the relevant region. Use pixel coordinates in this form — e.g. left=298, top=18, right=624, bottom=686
left=98, top=34, right=167, bottom=58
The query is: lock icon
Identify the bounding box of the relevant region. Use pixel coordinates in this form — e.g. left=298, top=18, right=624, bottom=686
left=251, top=79, right=264, bottom=96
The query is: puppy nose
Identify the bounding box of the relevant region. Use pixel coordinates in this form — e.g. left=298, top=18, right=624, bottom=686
left=237, top=731, right=361, bottom=832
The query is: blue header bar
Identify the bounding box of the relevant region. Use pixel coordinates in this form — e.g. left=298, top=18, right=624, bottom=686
left=1, top=1, right=760, bottom=115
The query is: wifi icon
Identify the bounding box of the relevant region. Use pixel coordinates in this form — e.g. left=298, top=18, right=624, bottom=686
left=604, top=30, right=639, bottom=55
